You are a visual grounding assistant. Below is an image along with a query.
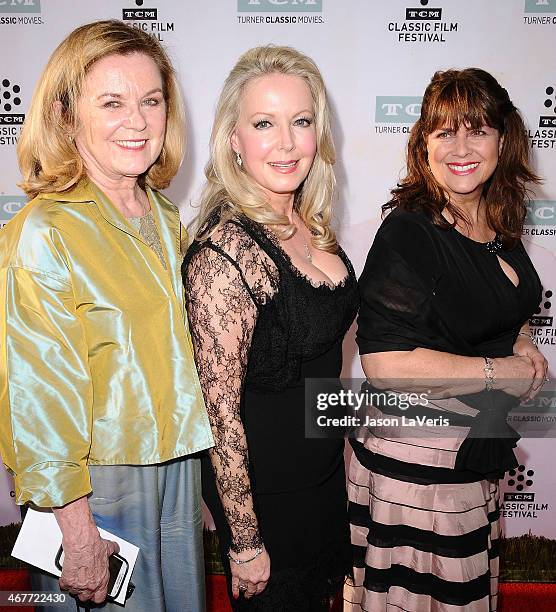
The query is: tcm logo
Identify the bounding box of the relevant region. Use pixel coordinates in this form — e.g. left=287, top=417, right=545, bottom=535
left=504, top=491, right=535, bottom=502
left=123, top=0, right=157, bottom=20
left=525, top=200, right=556, bottom=225
left=0, top=79, right=24, bottom=126
left=406, top=0, right=441, bottom=19
left=524, top=0, right=556, bottom=12
left=375, top=96, right=422, bottom=123
left=540, top=85, right=556, bottom=128
left=504, top=465, right=535, bottom=501
left=406, top=8, right=441, bottom=19
left=0, top=196, right=26, bottom=227
left=238, top=0, right=322, bottom=12
left=0, top=0, right=40, bottom=12
left=530, top=288, right=553, bottom=327
left=123, top=9, right=157, bottom=19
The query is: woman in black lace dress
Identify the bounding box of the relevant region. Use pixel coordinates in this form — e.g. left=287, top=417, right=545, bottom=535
left=182, top=46, right=358, bottom=610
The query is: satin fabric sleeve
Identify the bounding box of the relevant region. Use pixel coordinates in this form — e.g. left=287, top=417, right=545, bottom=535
left=0, top=266, right=93, bottom=507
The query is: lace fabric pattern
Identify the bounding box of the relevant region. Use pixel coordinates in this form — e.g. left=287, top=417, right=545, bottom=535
left=182, top=213, right=358, bottom=554
left=128, top=211, right=167, bottom=270
left=183, top=221, right=278, bottom=551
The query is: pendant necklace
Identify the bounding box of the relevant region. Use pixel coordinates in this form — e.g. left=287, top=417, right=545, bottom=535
left=294, top=212, right=312, bottom=262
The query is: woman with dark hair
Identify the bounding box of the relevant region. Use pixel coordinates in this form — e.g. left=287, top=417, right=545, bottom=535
left=345, top=68, right=548, bottom=611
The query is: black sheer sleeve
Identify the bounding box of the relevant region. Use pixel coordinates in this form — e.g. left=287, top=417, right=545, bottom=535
left=356, top=211, right=442, bottom=355
left=183, top=222, right=278, bottom=553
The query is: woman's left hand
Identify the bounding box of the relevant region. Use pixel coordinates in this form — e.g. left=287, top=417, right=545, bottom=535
left=229, top=547, right=270, bottom=599
left=513, top=335, right=548, bottom=399
left=53, top=496, right=119, bottom=604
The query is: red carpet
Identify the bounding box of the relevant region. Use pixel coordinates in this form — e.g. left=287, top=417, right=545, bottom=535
left=0, top=569, right=33, bottom=612
left=2, top=570, right=556, bottom=610
left=205, top=575, right=344, bottom=611
left=499, top=582, right=556, bottom=612
left=206, top=574, right=232, bottom=612
left=205, top=577, right=556, bottom=611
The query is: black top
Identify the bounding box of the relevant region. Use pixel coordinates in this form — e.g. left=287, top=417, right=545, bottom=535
left=182, top=211, right=358, bottom=552
left=234, top=215, right=359, bottom=391
left=355, top=207, right=542, bottom=479
left=357, top=207, right=541, bottom=359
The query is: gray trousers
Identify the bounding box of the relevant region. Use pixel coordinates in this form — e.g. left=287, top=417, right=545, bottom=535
left=32, top=457, right=205, bottom=612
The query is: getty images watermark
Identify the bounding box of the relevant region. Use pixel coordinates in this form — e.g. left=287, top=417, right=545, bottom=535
left=304, top=378, right=556, bottom=440
left=315, top=387, right=443, bottom=428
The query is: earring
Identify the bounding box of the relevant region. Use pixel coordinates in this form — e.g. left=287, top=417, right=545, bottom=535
left=235, top=151, right=243, bottom=167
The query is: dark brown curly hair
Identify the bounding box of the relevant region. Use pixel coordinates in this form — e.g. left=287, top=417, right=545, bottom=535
left=385, top=68, right=541, bottom=247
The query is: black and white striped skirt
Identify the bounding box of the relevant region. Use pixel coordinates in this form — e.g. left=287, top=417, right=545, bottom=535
left=344, top=423, right=500, bottom=611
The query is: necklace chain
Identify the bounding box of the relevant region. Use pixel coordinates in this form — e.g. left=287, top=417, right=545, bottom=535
left=302, top=240, right=312, bottom=262
left=293, top=212, right=312, bottom=262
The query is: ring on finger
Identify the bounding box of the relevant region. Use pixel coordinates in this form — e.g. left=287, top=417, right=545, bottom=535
left=238, top=583, right=248, bottom=591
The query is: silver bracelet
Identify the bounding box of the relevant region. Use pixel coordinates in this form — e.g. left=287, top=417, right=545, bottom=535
left=518, top=331, right=536, bottom=346
left=227, top=546, right=264, bottom=565
left=484, top=357, right=495, bottom=391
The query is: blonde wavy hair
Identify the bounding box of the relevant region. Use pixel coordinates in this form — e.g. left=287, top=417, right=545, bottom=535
left=195, top=45, right=337, bottom=252
left=17, top=19, right=185, bottom=198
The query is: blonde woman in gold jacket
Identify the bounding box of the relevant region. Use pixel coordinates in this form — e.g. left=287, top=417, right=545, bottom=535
left=0, top=21, right=212, bottom=611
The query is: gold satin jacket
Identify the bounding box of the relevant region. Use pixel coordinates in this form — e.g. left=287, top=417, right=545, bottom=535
left=0, top=181, right=213, bottom=508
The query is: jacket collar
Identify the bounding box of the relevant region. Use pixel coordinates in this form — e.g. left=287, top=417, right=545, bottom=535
left=38, top=179, right=179, bottom=240
left=39, top=179, right=184, bottom=308
left=38, top=179, right=98, bottom=204
left=39, top=179, right=154, bottom=236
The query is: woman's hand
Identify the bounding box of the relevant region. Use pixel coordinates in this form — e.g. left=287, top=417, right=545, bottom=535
left=59, top=534, right=120, bottom=603
left=512, top=335, right=549, bottom=399
left=229, top=547, right=271, bottom=600
left=53, top=495, right=119, bottom=603
left=493, top=355, right=537, bottom=399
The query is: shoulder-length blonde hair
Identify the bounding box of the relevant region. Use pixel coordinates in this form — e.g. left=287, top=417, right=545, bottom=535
left=386, top=68, right=540, bottom=248
left=18, top=19, right=185, bottom=198
left=195, top=45, right=337, bottom=252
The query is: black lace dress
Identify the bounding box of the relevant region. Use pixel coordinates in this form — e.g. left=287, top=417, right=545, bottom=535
left=182, top=213, right=359, bottom=611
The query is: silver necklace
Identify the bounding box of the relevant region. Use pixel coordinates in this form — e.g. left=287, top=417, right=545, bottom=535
left=293, top=212, right=312, bottom=261
left=302, top=239, right=312, bottom=262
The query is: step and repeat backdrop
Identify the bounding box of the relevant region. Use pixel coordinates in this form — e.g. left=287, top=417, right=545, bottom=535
left=1, top=0, right=555, bottom=544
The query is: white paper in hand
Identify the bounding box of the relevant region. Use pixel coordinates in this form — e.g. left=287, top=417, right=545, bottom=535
left=12, top=507, right=139, bottom=606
